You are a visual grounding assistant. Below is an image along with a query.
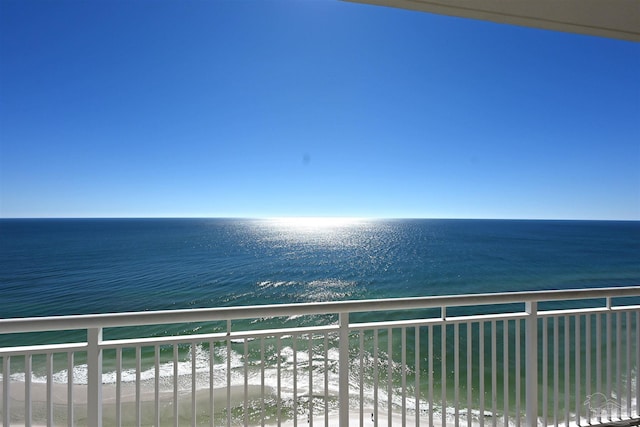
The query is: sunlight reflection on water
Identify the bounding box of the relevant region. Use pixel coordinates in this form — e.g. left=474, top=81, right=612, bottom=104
left=266, top=216, right=369, bottom=230
left=255, top=217, right=377, bottom=248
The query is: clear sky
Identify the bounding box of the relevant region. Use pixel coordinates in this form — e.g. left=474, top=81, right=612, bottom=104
left=1, top=0, right=639, bottom=220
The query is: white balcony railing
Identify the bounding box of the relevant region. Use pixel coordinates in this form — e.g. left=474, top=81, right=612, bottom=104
left=1, top=286, right=639, bottom=427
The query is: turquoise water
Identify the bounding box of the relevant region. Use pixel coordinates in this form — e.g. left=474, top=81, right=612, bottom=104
left=1, top=218, right=639, bottom=424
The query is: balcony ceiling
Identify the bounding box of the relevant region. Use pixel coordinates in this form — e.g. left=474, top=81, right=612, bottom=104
left=345, top=0, right=640, bottom=42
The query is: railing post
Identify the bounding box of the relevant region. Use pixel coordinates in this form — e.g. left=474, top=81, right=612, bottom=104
left=3, top=355, right=9, bottom=427
left=525, top=301, right=538, bottom=427
left=87, top=327, right=103, bottom=427
left=339, top=312, right=350, bottom=427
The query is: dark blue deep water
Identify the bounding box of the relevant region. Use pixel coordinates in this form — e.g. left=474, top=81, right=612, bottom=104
left=2, top=218, right=638, bottom=319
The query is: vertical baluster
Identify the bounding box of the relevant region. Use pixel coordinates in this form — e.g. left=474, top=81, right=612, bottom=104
left=402, top=327, right=407, bottom=427
left=525, top=302, right=538, bottom=427
left=586, top=314, right=592, bottom=424
left=324, top=334, right=329, bottom=427
left=244, top=338, right=249, bottom=427
left=636, top=311, right=640, bottom=417
left=626, top=311, right=632, bottom=418
left=415, top=326, right=421, bottom=427
left=575, top=315, right=581, bottom=425
left=428, top=325, right=433, bottom=427
left=373, top=329, right=379, bottom=427
left=515, top=318, right=521, bottom=427
left=467, top=323, right=472, bottom=427
left=261, top=338, right=265, bottom=427
left=67, top=352, right=74, bottom=427
left=491, top=320, right=497, bottom=427
left=606, top=303, right=612, bottom=422
left=454, top=323, right=459, bottom=427
left=46, top=353, right=53, bottom=426
left=564, top=316, right=570, bottom=427
left=616, top=311, right=622, bottom=420
left=479, top=321, right=484, bottom=427
left=554, top=317, right=559, bottom=427
left=2, top=355, right=9, bottom=427
left=293, top=334, right=297, bottom=427
left=155, top=345, right=160, bottom=427
left=309, top=334, right=314, bottom=427
left=137, top=346, right=142, bottom=427
left=276, top=335, right=282, bottom=427
left=542, top=317, right=547, bottom=426
left=504, top=320, right=509, bottom=427
left=596, top=313, right=602, bottom=424
left=192, top=343, right=198, bottom=427
left=174, top=344, right=179, bottom=427
left=339, top=314, right=350, bottom=427
left=116, top=347, right=123, bottom=427
left=359, top=331, right=364, bottom=427
left=441, top=322, right=447, bottom=427
left=227, top=322, right=232, bottom=427
left=387, top=327, right=393, bottom=427
left=25, top=353, right=32, bottom=427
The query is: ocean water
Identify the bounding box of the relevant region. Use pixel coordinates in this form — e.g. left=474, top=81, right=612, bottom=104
left=2, top=218, right=638, bottom=319
left=1, top=218, right=639, bottom=425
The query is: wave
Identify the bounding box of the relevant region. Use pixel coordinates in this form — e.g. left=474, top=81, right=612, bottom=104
left=2, top=343, right=638, bottom=427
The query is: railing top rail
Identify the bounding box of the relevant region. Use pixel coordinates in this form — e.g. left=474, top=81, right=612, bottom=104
left=1, top=286, right=638, bottom=334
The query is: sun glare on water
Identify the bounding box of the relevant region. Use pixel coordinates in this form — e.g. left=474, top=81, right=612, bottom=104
left=267, top=217, right=367, bottom=231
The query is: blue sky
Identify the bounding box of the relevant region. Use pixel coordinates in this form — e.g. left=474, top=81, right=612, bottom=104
left=1, top=0, right=639, bottom=220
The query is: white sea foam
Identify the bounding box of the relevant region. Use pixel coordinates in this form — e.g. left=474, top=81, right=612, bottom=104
left=3, top=343, right=639, bottom=427
left=257, top=280, right=297, bottom=289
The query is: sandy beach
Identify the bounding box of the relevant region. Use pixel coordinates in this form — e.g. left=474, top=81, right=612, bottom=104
left=1, top=380, right=503, bottom=426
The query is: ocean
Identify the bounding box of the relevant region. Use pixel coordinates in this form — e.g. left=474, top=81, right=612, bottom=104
left=2, top=218, right=639, bottom=320
left=1, top=218, right=639, bottom=425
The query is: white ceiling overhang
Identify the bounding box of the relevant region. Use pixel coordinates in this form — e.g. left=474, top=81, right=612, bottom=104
left=345, top=0, right=640, bottom=42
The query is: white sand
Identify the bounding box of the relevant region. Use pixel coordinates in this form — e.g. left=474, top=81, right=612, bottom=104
left=1, top=380, right=506, bottom=426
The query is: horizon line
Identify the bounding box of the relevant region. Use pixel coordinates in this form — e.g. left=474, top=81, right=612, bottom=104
left=1, top=216, right=638, bottom=222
